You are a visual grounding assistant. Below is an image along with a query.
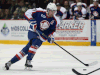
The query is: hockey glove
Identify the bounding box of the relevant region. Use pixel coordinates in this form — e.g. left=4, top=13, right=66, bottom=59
left=47, top=37, right=54, bottom=44
left=29, top=19, right=37, bottom=32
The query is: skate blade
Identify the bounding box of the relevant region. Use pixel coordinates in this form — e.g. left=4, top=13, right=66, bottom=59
left=24, top=67, right=32, bottom=71
left=2, top=66, right=7, bottom=70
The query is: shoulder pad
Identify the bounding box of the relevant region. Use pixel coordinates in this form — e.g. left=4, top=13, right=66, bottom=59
left=71, top=3, right=76, bottom=8
left=82, top=3, right=87, bottom=7
left=98, top=4, right=100, bottom=7
left=74, top=7, right=78, bottom=11
left=60, top=7, right=67, bottom=13
left=82, top=7, right=87, bottom=14
left=89, top=4, right=94, bottom=8
left=36, top=8, right=46, bottom=12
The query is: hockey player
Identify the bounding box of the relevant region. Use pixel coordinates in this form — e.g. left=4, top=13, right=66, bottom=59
left=56, top=3, right=67, bottom=20
left=4, top=3, right=60, bottom=70
left=74, top=2, right=87, bottom=20
left=70, top=0, right=87, bottom=18
left=89, top=0, right=100, bottom=19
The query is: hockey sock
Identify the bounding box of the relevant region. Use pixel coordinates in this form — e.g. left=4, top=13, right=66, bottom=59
left=11, top=51, right=25, bottom=64
left=10, top=42, right=31, bottom=64
left=11, top=55, right=19, bottom=63
left=27, top=45, right=37, bottom=60
left=27, top=52, right=35, bottom=60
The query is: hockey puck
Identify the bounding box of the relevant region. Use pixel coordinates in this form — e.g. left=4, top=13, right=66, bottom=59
left=83, top=69, right=87, bottom=71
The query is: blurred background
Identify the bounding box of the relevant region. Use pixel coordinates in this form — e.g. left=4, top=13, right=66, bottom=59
left=0, top=0, right=99, bottom=20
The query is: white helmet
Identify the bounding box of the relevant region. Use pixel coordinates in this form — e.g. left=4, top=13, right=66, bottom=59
left=46, top=3, right=57, bottom=11
left=93, top=0, right=99, bottom=1
left=77, top=2, right=82, bottom=6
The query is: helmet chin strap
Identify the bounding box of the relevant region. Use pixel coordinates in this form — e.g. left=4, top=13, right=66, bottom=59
left=46, top=9, right=51, bottom=17
left=46, top=11, right=49, bottom=17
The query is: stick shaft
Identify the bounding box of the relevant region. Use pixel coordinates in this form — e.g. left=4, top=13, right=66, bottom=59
left=72, top=68, right=100, bottom=75
left=88, top=68, right=100, bottom=74
left=54, top=42, right=87, bottom=66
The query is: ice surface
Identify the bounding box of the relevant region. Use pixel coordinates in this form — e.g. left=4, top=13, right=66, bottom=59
left=0, top=44, right=100, bottom=75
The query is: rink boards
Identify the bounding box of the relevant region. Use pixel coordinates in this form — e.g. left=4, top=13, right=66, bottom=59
left=0, top=20, right=100, bottom=46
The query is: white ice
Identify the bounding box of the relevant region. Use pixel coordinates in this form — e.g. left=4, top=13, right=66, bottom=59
left=0, top=44, right=100, bottom=75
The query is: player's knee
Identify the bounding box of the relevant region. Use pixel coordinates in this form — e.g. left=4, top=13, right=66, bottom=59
left=21, top=43, right=31, bottom=54
left=32, top=39, right=43, bottom=47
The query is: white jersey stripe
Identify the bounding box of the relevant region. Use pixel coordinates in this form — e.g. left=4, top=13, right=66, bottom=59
left=17, top=53, right=23, bottom=59
left=29, top=47, right=37, bottom=52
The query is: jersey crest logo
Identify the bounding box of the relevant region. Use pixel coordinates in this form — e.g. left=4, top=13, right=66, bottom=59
left=93, top=11, right=99, bottom=17
left=41, top=14, right=46, bottom=18
left=40, top=20, right=50, bottom=31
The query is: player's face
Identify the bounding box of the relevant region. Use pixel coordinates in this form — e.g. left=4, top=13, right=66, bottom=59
left=93, top=1, right=98, bottom=6
left=64, top=1, right=68, bottom=6
left=48, top=10, right=56, bottom=17
left=57, top=6, right=61, bottom=10
left=76, top=0, right=80, bottom=2
left=78, top=6, right=82, bottom=10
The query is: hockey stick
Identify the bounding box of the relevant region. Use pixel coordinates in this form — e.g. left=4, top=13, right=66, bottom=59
left=53, top=42, right=98, bottom=67
left=36, top=29, right=98, bottom=67
left=72, top=68, right=100, bottom=75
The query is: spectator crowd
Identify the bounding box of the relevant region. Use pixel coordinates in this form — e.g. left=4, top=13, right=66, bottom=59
left=0, top=0, right=100, bottom=20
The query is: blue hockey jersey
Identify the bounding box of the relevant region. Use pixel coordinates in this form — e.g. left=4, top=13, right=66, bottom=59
left=56, top=7, right=67, bottom=20
left=74, top=7, right=87, bottom=20
left=70, top=3, right=87, bottom=15
left=89, top=4, right=100, bottom=19
left=24, top=8, right=60, bottom=42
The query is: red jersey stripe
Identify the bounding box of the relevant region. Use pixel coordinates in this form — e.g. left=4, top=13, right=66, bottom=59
left=19, top=52, right=24, bottom=57
left=28, top=50, right=36, bottom=54
left=31, top=46, right=38, bottom=49
left=15, top=54, right=20, bottom=60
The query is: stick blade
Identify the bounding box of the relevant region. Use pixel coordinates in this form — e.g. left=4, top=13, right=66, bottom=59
left=72, top=68, right=87, bottom=75
left=89, top=61, right=98, bottom=66
left=72, top=68, right=83, bottom=75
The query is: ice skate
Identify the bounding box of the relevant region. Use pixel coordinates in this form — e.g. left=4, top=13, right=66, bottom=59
left=25, top=60, right=33, bottom=70
left=4, top=61, right=12, bottom=70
